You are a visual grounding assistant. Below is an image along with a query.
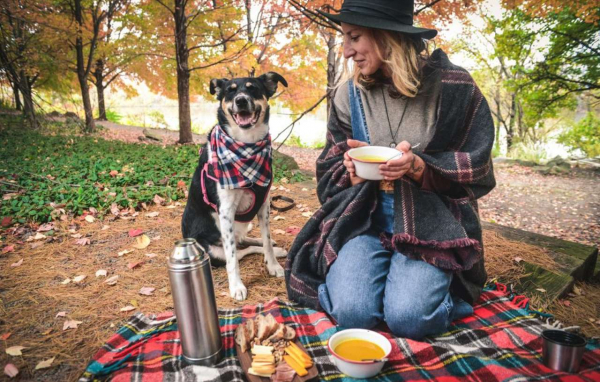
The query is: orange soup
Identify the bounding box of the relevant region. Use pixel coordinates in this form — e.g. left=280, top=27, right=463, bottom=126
left=334, top=339, right=385, bottom=361
left=354, top=155, right=389, bottom=163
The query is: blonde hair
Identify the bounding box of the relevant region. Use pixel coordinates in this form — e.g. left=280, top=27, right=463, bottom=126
left=341, top=28, right=429, bottom=98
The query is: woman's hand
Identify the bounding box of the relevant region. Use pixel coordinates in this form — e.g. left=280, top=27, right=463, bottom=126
left=379, top=141, right=426, bottom=183
left=343, top=139, right=369, bottom=186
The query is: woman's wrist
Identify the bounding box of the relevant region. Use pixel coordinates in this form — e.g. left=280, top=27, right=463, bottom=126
left=406, top=154, right=426, bottom=184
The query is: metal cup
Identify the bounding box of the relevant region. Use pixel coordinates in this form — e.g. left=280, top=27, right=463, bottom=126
left=542, top=329, right=587, bottom=373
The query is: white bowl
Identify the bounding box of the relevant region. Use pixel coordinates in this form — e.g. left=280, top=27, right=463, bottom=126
left=327, top=329, right=392, bottom=379
left=347, top=146, right=403, bottom=181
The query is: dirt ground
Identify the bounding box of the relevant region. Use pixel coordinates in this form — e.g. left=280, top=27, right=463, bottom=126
left=1, top=125, right=599, bottom=381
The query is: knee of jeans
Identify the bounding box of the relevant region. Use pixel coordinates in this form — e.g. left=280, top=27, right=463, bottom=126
left=333, top=296, right=381, bottom=329
left=384, top=300, right=449, bottom=340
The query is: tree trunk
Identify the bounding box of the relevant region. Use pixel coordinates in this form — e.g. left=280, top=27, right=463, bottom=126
left=174, top=0, right=193, bottom=144
left=74, top=0, right=95, bottom=133
left=94, top=59, right=107, bottom=120
left=20, top=77, right=36, bottom=127
left=506, top=95, right=517, bottom=150
left=12, top=81, right=21, bottom=111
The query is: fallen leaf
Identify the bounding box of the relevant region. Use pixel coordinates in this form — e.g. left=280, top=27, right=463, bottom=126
left=285, top=226, right=301, bottom=235
left=153, top=194, right=165, bottom=205
left=128, top=229, right=144, bottom=237
left=61, top=278, right=71, bottom=285
left=84, top=215, right=95, bottom=223
left=301, top=188, right=308, bottom=191
left=0, top=332, right=12, bottom=340
left=145, top=212, right=159, bottom=218
left=70, top=233, right=82, bottom=239
left=101, top=225, right=110, bottom=230
left=72, top=275, right=86, bottom=283
left=41, top=329, right=53, bottom=335
left=536, top=288, right=547, bottom=293
left=10, top=259, right=23, bottom=267
left=145, top=253, right=157, bottom=258
left=62, top=320, right=82, bottom=330
left=33, top=232, right=46, bottom=241
left=120, top=305, right=135, bottom=312
left=273, top=216, right=285, bottom=221
left=273, top=229, right=286, bottom=235
left=30, top=242, right=44, bottom=250
left=95, top=269, right=107, bottom=277
left=35, top=357, right=55, bottom=370
left=573, top=285, right=582, bottom=295
left=75, top=237, right=90, bottom=246
left=513, top=256, right=523, bottom=263
left=37, top=223, right=55, bottom=232
left=177, top=180, right=187, bottom=189
left=301, top=211, right=313, bottom=218
left=1, top=217, right=13, bottom=227
left=127, top=261, right=143, bottom=270
left=55, top=311, right=67, bottom=318
left=110, top=203, right=120, bottom=216
left=562, top=300, right=571, bottom=307
left=132, top=235, right=150, bottom=249
left=105, top=275, right=119, bottom=285
left=5, top=346, right=25, bottom=356
left=4, top=363, right=18, bottom=378
left=89, top=207, right=98, bottom=215
left=2, top=245, right=15, bottom=254
left=117, top=249, right=132, bottom=257
left=109, top=170, right=119, bottom=177
left=139, top=287, right=155, bottom=296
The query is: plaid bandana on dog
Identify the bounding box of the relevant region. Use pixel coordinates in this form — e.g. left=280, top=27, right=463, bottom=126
left=209, top=125, right=272, bottom=190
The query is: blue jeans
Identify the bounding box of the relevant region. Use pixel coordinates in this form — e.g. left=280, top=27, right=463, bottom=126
left=318, top=231, right=473, bottom=340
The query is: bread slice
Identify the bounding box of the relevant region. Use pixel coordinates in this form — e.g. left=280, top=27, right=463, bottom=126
left=235, top=323, right=249, bottom=353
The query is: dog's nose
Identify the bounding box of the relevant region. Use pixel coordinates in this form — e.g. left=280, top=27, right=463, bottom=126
left=235, top=97, right=248, bottom=107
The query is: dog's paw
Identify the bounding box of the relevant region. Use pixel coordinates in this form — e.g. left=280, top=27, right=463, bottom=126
left=273, top=247, right=287, bottom=258
left=266, top=261, right=285, bottom=278
left=230, top=283, right=248, bottom=301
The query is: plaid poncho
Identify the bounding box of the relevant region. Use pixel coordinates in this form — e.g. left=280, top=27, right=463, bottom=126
left=209, top=125, right=272, bottom=190
left=285, top=49, right=496, bottom=310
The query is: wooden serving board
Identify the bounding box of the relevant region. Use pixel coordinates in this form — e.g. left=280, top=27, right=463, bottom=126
left=235, top=340, right=318, bottom=382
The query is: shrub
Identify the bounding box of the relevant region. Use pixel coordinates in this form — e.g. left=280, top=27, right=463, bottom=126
left=105, top=109, right=123, bottom=124
left=557, top=112, right=600, bottom=158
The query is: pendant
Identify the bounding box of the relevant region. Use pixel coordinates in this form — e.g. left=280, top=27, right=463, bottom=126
left=389, top=142, right=396, bottom=148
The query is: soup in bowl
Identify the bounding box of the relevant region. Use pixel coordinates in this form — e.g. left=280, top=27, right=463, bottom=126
left=347, top=146, right=402, bottom=181
left=328, top=328, right=392, bottom=378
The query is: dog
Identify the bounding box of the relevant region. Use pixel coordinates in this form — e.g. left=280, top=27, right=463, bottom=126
left=182, top=72, right=288, bottom=301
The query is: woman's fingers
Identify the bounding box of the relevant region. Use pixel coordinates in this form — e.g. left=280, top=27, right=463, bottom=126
left=347, top=139, right=368, bottom=148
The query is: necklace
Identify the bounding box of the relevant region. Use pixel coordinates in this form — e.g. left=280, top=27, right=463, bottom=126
left=381, top=87, right=409, bottom=148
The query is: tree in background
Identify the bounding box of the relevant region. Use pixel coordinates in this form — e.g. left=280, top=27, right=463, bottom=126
left=90, top=1, right=140, bottom=121
left=50, top=0, right=126, bottom=133
left=131, top=0, right=249, bottom=143
left=0, top=0, right=65, bottom=126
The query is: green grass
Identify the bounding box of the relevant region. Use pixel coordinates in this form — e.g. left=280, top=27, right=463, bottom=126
left=0, top=115, right=302, bottom=223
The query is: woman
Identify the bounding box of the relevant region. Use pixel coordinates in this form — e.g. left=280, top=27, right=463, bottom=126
left=285, top=0, right=496, bottom=340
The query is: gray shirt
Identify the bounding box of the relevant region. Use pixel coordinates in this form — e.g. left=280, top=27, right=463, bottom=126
left=333, top=69, right=441, bottom=149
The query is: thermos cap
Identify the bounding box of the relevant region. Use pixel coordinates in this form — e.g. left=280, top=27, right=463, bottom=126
left=170, top=238, right=208, bottom=265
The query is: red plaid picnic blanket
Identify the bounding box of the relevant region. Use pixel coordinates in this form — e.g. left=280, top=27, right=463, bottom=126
left=79, top=287, right=600, bottom=381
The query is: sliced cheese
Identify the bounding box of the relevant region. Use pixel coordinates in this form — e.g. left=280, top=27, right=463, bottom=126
left=248, top=367, right=273, bottom=378
left=251, top=345, right=274, bottom=355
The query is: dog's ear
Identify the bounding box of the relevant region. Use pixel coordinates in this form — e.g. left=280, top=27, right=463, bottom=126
left=258, top=72, right=288, bottom=98
left=209, top=78, right=229, bottom=96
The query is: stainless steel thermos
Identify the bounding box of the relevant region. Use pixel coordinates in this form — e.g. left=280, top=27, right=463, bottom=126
left=168, top=238, right=222, bottom=365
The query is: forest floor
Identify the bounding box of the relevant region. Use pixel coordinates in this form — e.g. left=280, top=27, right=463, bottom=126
left=0, top=119, right=598, bottom=381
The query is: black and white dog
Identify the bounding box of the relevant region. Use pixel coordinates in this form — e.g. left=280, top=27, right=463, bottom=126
left=182, top=72, right=288, bottom=301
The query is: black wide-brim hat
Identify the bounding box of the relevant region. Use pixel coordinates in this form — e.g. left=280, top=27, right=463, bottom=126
left=318, top=0, right=437, bottom=40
